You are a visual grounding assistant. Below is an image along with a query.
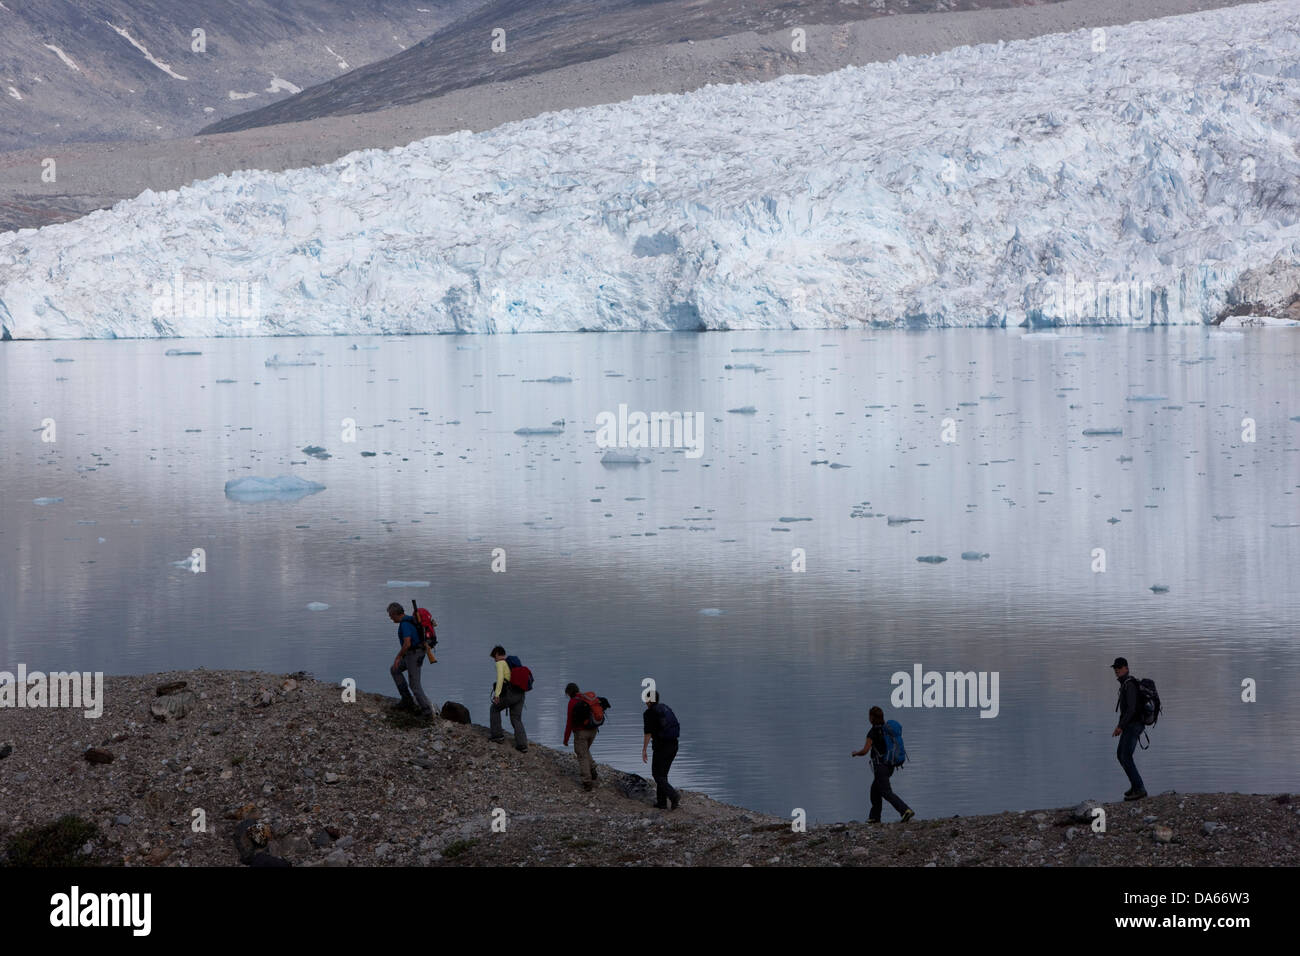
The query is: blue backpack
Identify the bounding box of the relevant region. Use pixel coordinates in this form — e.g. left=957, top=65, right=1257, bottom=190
left=877, top=720, right=907, bottom=768
left=652, top=703, right=680, bottom=740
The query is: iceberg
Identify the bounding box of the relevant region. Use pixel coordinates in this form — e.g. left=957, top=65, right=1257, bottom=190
left=224, top=475, right=325, bottom=502
left=960, top=551, right=990, bottom=561
left=32, top=496, right=63, bottom=505
left=6, top=2, right=1300, bottom=339
left=916, top=555, right=948, bottom=564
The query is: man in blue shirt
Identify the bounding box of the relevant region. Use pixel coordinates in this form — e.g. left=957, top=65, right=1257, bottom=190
left=388, top=602, right=432, bottom=717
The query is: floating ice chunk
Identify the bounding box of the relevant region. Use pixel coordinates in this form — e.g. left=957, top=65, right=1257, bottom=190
left=1212, top=514, right=1234, bottom=521
left=224, top=475, right=325, bottom=502
left=349, top=343, right=380, bottom=350
left=601, top=449, right=650, bottom=465
left=165, top=348, right=202, bottom=356
left=1108, top=517, right=1121, bottom=524
left=1149, top=585, right=1169, bottom=593
left=1270, top=523, right=1300, bottom=528
left=216, top=378, right=237, bottom=383
left=514, top=426, right=564, bottom=435
left=1117, top=455, right=1133, bottom=462
left=727, top=406, right=757, bottom=414
left=307, top=602, right=330, bottom=611
left=264, top=354, right=316, bottom=367
left=1082, top=428, right=1123, bottom=436
left=887, top=516, right=923, bottom=525
left=53, top=357, right=74, bottom=363
left=778, top=517, right=812, bottom=523
left=302, top=445, right=332, bottom=460
left=828, top=463, right=850, bottom=469
left=525, top=375, right=573, bottom=383
left=699, top=608, right=724, bottom=616
left=386, top=580, right=431, bottom=588
left=725, top=363, right=766, bottom=371
left=1126, top=395, right=1167, bottom=402
left=916, top=555, right=948, bottom=564
left=730, top=348, right=765, bottom=353
left=33, top=497, right=63, bottom=505
left=979, top=394, right=1002, bottom=400
left=960, top=551, right=989, bottom=561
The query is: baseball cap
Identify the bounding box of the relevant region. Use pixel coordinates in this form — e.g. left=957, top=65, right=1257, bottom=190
left=1110, top=657, right=1128, bottom=669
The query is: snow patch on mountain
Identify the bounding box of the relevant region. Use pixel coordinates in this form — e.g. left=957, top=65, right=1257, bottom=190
left=3, top=1, right=1300, bottom=339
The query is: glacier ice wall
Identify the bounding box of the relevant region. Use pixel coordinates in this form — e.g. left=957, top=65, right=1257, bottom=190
left=2, top=0, right=1300, bottom=339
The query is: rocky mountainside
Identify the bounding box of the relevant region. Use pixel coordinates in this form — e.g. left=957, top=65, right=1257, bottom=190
left=0, top=0, right=486, bottom=151
left=199, top=0, right=1068, bottom=135
left=0, top=671, right=1296, bottom=867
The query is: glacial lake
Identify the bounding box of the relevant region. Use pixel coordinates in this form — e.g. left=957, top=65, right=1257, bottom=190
left=3, top=325, right=1299, bottom=822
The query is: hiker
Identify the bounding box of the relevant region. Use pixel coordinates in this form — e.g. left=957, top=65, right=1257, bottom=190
left=642, top=690, right=681, bottom=810
left=387, top=602, right=432, bottom=717
left=489, top=645, right=528, bottom=752
left=563, top=683, right=604, bottom=791
left=851, top=706, right=914, bottom=823
left=1111, top=657, right=1148, bottom=801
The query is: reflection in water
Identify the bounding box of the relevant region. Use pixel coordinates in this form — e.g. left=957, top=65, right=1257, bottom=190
left=2, top=326, right=1298, bottom=821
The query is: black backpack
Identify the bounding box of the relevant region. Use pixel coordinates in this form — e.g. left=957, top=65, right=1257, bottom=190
left=652, top=702, right=681, bottom=739
left=1117, top=675, right=1161, bottom=748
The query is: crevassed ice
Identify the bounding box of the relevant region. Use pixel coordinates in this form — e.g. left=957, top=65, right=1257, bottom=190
left=2, top=1, right=1300, bottom=339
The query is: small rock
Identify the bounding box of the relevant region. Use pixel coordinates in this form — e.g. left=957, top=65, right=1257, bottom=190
left=114, top=814, right=132, bottom=826
left=375, top=843, right=393, bottom=859
left=924, top=861, right=937, bottom=867
left=324, top=772, right=340, bottom=784
left=155, top=681, right=188, bottom=696
left=431, top=741, right=445, bottom=753
left=1070, top=799, right=1102, bottom=824
left=850, top=847, right=869, bottom=858
left=1065, top=827, right=1079, bottom=840
left=258, top=690, right=274, bottom=707
left=310, top=829, right=334, bottom=848
left=1075, top=853, right=1098, bottom=867
left=143, top=846, right=172, bottom=865
left=84, top=747, right=114, bottom=764
left=250, top=852, right=291, bottom=867
left=1202, top=821, right=1223, bottom=835
left=1031, top=812, right=1048, bottom=822
left=336, top=835, right=354, bottom=849
left=12, top=772, right=29, bottom=783
left=324, top=849, right=350, bottom=867
left=1153, top=825, right=1173, bottom=843
left=281, top=678, right=299, bottom=692
left=0, top=742, right=13, bottom=760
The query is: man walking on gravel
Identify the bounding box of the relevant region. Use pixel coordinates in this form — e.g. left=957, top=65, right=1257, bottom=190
left=642, top=690, right=681, bottom=810
left=1112, top=657, right=1148, bottom=801
left=563, top=682, right=602, bottom=791
left=489, top=646, right=528, bottom=751
left=387, top=602, right=432, bottom=717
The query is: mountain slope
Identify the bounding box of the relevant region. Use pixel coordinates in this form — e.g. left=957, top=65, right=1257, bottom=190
left=2, top=0, right=1299, bottom=339
left=199, top=0, right=1069, bottom=135
left=0, top=0, right=487, bottom=151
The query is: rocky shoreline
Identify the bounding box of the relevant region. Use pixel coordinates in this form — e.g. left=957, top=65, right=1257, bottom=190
left=1, top=671, right=1295, bottom=867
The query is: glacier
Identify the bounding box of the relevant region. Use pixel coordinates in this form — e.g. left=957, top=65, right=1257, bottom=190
left=2, top=1, right=1300, bottom=339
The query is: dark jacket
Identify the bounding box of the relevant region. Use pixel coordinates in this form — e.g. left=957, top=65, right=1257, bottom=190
left=1116, top=675, right=1141, bottom=726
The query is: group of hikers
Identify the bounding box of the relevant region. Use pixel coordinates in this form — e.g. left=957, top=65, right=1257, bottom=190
left=387, top=603, right=1159, bottom=821
left=386, top=602, right=682, bottom=810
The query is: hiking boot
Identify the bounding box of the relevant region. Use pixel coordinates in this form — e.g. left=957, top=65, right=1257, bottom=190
left=669, top=791, right=680, bottom=811
left=390, top=697, right=415, bottom=712
left=488, top=735, right=505, bottom=744
left=591, top=767, right=598, bottom=781
left=582, top=781, right=594, bottom=792
left=1123, top=787, right=1136, bottom=797
left=900, top=809, right=915, bottom=823
left=419, top=708, right=434, bottom=719
left=515, top=744, right=528, bottom=753
left=1124, top=789, right=1148, bottom=801
left=867, top=818, right=882, bottom=825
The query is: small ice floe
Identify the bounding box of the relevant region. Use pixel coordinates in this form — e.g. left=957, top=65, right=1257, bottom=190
left=302, top=445, right=331, bottom=460
left=360, top=451, right=377, bottom=457
left=771, top=348, right=809, bottom=354
left=216, top=378, right=237, bottom=383
left=699, top=608, right=725, bottom=616
left=1082, top=428, right=1123, bottom=436
left=1108, top=517, right=1121, bottom=524
left=349, top=343, right=380, bottom=350
left=727, top=406, right=758, bottom=414
left=960, top=551, right=989, bottom=561
left=307, top=602, right=330, bottom=611
left=730, top=348, right=765, bottom=353
left=33, top=497, right=63, bottom=505
left=601, top=450, right=650, bottom=465
left=916, top=555, right=948, bottom=564
left=1117, top=455, right=1133, bottom=462
left=386, top=580, right=430, bottom=588
left=224, top=475, right=325, bottom=502
left=887, top=516, right=923, bottom=525
left=264, top=354, right=316, bottom=367
left=724, top=363, right=765, bottom=371
left=1212, top=515, right=1234, bottom=521
left=1126, top=395, right=1167, bottom=402
left=53, top=357, right=74, bottom=363
left=514, top=426, right=564, bottom=435
left=1219, top=314, right=1300, bottom=327
left=828, top=462, right=850, bottom=469
left=979, top=394, right=1002, bottom=400
left=524, top=375, right=572, bottom=384
left=778, top=517, right=812, bottom=522
left=164, top=348, right=202, bottom=356
left=1149, top=585, right=1169, bottom=593
left=1270, top=523, right=1300, bottom=529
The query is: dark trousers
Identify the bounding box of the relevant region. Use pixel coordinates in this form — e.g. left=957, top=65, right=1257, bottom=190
left=390, top=648, right=431, bottom=714
left=489, top=684, right=528, bottom=747
left=869, top=762, right=910, bottom=821
left=1117, top=722, right=1146, bottom=793
left=651, top=738, right=679, bottom=808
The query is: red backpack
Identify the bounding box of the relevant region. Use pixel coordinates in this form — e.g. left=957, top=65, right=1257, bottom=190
left=505, top=655, right=533, bottom=692
left=411, top=601, right=437, bottom=663
left=574, top=691, right=609, bottom=728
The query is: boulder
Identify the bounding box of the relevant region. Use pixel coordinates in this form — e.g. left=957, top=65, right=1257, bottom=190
left=1070, top=799, right=1102, bottom=824
left=150, top=690, right=197, bottom=721
left=440, top=701, right=471, bottom=724
left=155, top=680, right=188, bottom=696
